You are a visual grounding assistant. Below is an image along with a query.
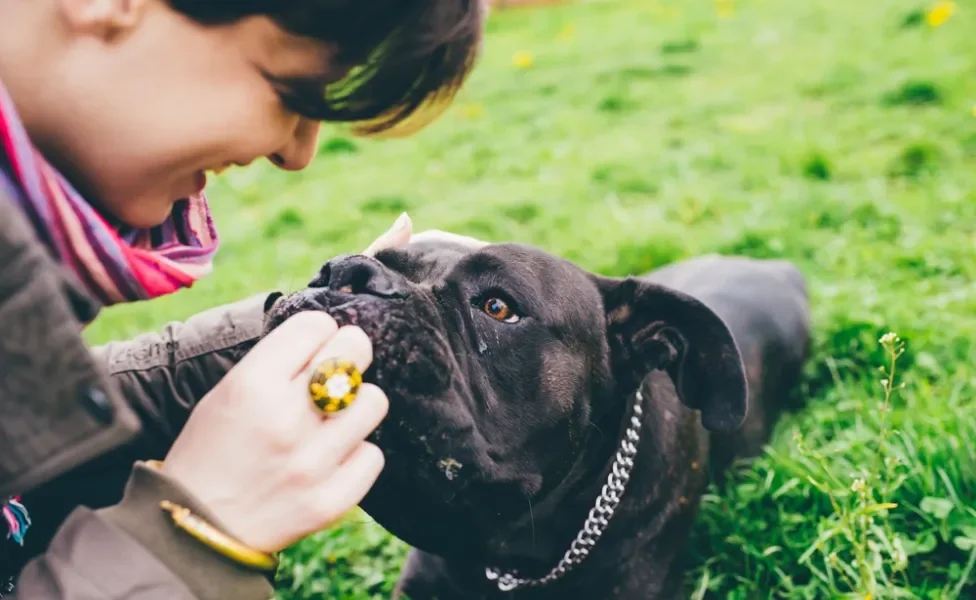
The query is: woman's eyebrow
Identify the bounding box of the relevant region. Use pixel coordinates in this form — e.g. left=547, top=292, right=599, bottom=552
left=266, top=61, right=357, bottom=100
left=257, top=66, right=336, bottom=113
left=259, top=63, right=335, bottom=87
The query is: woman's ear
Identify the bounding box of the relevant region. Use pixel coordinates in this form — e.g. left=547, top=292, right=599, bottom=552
left=593, top=275, right=748, bottom=433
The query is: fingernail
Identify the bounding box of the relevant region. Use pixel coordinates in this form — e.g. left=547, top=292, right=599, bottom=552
left=393, top=212, right=410, bottom=232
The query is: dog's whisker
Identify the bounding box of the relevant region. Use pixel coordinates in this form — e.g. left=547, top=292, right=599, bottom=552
left=527, top=496, right=536, bottom=550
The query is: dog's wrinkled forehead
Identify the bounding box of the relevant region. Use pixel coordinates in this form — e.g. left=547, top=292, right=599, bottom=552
left=374, top=239, right=473, bottom=282
left=376, top=240, right=604, bottom=324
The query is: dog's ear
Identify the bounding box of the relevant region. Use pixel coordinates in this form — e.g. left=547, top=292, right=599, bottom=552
left=593, top=275, right=748, bottom=433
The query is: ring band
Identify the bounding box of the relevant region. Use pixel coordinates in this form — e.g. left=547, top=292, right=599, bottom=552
left=308, top=358, right=362, bottom=415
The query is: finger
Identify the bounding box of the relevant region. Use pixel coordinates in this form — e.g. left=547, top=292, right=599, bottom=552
left=238, top=311, right=338, bottom=380
left=309, top=383, right=389, bottom=461
left=283, top=386, right=385, bottom=503
left=296, top=325, right=375, bottom=386
left=314, top=442, right=385, bottom=520
left=362, top=212, right=412, bottom=257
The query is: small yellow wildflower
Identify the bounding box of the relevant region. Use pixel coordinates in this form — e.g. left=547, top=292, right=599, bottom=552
left=327, top=553, right=338, bottom=564
left=512, top=50, right=535, bottom=69
left=926, top=1, right=957, bottom=27
left=879, top=331, right=899, bottom=345
left=557, top=23, right=577, bottom=42
left=457, top=103, right=485, bottom=120
left=715, top=0, right=734, bottom=18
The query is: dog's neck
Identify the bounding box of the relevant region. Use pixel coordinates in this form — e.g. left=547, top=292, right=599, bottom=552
left=498, top=371, right=687, bottom=561
left=403, top=371, right=709, bottom=598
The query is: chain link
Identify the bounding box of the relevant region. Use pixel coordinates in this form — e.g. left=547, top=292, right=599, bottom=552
left=484, top=389, right=645, bottom=593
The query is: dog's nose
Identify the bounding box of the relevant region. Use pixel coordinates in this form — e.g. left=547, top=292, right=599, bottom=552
left=310, top=254, right=406, bottom=298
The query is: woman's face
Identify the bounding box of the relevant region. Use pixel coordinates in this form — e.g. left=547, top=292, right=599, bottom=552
left=7, top=0, right=338, bottom=228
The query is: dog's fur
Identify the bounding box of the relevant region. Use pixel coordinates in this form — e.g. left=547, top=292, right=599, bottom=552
left=265, top=241, right=811, bottom=600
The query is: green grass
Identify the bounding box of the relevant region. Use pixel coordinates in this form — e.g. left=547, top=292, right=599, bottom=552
left=85, top=0, right=976, bottom=597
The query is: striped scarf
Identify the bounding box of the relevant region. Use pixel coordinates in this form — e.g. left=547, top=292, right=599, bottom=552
left=0, top=79, right=219, bottom=307
left=0, top=78, right=220, bottom=548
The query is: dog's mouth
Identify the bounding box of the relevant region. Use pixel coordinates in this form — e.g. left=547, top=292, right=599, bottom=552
left=265, top=287, right=452, bottom=395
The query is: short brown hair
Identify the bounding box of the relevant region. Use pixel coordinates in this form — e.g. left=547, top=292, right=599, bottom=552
left=168, top=0, right=485, bottom=136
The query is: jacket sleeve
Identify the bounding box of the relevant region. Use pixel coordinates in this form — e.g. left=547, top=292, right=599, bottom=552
left=12, top=462, right=276, bottom=600
left=11, top=296, right=290, bottom=599
left=89, top=291, right=284, bottom=457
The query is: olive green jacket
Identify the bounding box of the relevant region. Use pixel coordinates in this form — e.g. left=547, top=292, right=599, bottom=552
left=1, top=178, right=281, bottom=598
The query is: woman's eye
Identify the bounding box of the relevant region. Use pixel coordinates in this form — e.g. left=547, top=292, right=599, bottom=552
left=482, top=297, right=521, bottom=323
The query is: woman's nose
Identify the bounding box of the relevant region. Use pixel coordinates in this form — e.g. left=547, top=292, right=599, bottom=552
left=268, top=118, right=320, bottom=171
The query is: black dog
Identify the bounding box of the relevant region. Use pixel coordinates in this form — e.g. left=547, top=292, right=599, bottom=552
left=265, top=241, right=811, bottom=599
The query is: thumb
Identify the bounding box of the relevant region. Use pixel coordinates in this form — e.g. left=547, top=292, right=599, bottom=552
left=363, top=212, right=412, bottom=257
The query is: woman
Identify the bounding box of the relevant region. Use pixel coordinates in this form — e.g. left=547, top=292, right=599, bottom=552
left=0, top=0, right=484, bottom=598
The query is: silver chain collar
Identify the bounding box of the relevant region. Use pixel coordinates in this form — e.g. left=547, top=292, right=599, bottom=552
left=484, top=389, right=645, bottom=593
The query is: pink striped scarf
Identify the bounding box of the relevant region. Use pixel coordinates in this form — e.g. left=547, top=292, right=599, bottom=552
left=0, top=79, right=219, bottom=307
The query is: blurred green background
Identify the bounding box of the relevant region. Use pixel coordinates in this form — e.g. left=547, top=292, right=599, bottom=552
left=88, top=0, right=976, bottom=597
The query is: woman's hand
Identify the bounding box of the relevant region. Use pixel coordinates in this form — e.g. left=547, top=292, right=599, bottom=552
left=159, top=312, right=388, bottom=554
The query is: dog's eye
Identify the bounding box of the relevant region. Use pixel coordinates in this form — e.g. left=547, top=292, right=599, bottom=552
left=482, top=297, right=520, bottom=323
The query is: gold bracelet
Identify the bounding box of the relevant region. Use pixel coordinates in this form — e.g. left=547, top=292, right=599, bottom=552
left=159, top=500, right=280, bottom=572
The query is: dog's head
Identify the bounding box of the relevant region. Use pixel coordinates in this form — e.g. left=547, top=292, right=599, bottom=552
left=265, top=240, right=746, bottom=560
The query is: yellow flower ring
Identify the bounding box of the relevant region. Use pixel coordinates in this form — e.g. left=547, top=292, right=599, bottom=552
left=308, top=358, right=362, bottom=416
